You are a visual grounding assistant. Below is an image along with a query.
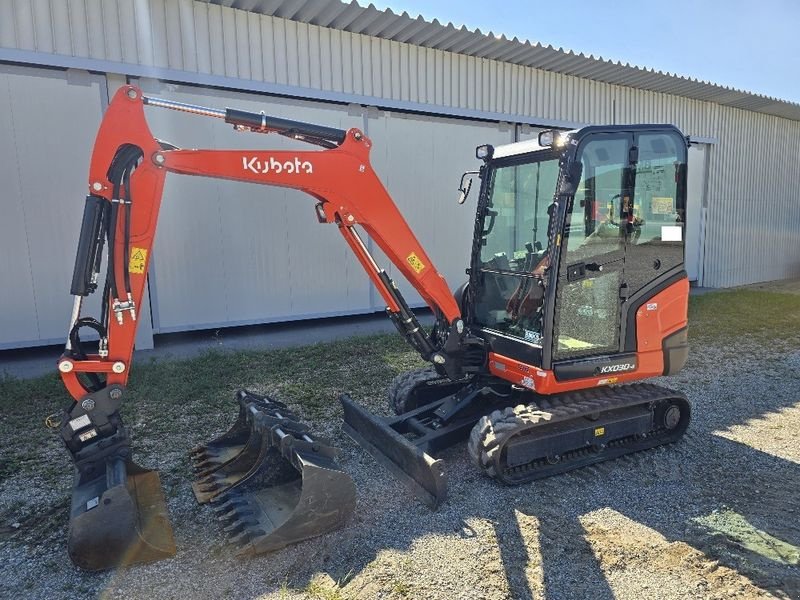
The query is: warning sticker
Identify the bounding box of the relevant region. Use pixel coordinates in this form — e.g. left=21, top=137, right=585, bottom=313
left=406, top=252, right=425, bottom=274
left=651, top=197, right=674, bottom=215
left=129, top=247, right=148, bottom=274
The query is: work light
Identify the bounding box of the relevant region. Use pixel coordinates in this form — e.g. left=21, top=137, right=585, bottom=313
left=476, top=144, right=494, bottom=160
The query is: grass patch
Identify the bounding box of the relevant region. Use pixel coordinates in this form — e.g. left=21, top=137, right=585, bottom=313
left=304, top=577, right=349, bottom=600
left=689, top=290, right=800, bottom=343
left=0, top=334, right=425, bottom=498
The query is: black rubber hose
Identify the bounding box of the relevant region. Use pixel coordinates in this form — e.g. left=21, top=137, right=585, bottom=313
left=106, top=199, right=119, bottom=301
left=68, top=317, right=107, bottom=391
left=100, top=277, right=110, bottom=332
left=122, top=164, right=133, bottom=294
left=92, top=201, right=109, bottom=280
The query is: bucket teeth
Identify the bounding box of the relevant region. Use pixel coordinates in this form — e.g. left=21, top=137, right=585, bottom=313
left=220, top=511, right=253, bottom=527
left=212, top=497, right=247, bottom=513
left=192, top=388, right=357, bottom=555
left=210, top=492, right=232, bottom=506
left=199, top=481, right=222, bottom=493
left=194, top=460, right=227, bottom=476
left=223, top=517, right=259, bottom=535
left=229, top=527, right=265, bottom=547
left=215, top=504, right=253, bottom=523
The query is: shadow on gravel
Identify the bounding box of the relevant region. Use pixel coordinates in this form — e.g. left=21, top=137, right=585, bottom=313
left=300, top=368, right=800, bottom=599
left=503, top=437, right=800, bottom=599
left=494, top=507, right=617, bottom=600
left=497, top=378, right=800, bottom=599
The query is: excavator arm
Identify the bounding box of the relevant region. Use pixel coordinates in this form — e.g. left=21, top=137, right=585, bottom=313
left=60, top=85, right=467, bottom=401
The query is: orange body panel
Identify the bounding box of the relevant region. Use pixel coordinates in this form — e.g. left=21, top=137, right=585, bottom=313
left=60, top=86, right=461, bottom=400
left=488, top=277, right=689, bottom=394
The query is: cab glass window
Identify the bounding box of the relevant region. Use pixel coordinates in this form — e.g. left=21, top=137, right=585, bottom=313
left=625, top=131, right=687, bottom=293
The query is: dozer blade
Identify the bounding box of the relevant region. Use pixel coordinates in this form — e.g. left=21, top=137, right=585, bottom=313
left=340, top=393, right=447, bottom=509
left=68, top=458, right=176, bottom=571
left=191, top=390, right=356, bottom=554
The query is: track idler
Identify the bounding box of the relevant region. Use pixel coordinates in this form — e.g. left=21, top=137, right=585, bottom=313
left=190, top=390, right=356, bottom=555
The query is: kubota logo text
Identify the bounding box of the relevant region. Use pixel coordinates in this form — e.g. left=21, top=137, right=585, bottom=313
left=242, top=156, right=314, bottom=174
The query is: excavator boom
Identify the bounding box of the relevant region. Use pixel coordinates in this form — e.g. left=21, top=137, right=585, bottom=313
left=62, top=86, right=464, bottom=399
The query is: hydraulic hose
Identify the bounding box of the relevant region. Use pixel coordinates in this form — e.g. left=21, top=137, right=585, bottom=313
left=122, top=164, right=133, bottom=295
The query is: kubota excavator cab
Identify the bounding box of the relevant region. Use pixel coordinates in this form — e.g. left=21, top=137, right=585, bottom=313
left=469, top=126, right=689, bottom=379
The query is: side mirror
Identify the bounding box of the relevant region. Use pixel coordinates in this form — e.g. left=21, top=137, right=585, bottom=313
left=457, top=171, right=479, bottom=204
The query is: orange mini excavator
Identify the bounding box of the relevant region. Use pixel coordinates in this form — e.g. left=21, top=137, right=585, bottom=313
left=57, top=85, right=691, bottom=570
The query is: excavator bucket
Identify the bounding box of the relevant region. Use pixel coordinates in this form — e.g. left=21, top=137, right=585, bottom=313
left=190, top=390, right=356, bottom=555
left=67, top=457, right=176, bottom=571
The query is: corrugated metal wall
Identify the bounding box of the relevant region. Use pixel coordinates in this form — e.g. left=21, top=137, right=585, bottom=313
left=0, top=0, right=718, bottom=134
left=1, top=0, right=799, bottom=350
left=703, top=109, right=800, bottom=286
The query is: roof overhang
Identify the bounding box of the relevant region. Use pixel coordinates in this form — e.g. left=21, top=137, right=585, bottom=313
left=207, top=0, right=800, bottom=122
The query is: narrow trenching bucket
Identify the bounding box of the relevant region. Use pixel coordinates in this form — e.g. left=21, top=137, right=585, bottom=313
left=190, top=390, right=356, bottom=555
left=67, top=458, right=176, bottom=571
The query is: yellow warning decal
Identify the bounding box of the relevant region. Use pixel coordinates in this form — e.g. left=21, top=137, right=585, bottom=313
left=406, top=252, right=425, bottom=274
left=129, top=247, right=148, bottom=274
left=594, top=427, right=605, bottom=437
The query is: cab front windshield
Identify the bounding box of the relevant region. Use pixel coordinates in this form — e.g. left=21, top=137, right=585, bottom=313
left=473, top=153, right=560, bottom=344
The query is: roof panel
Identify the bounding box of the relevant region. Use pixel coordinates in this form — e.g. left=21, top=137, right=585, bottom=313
left=207, top=0, right=800, bottom=121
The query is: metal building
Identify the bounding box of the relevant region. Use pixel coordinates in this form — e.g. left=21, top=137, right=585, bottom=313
left=1, top=0, right=799, bottom=350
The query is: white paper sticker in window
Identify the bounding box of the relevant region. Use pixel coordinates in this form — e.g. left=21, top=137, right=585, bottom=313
left=661, top=225, right=682, bottom=242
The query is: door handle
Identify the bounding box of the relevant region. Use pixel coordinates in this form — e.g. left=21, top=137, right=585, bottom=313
left=585, top=262, right=604, bottom=272
left=567, top=261, right=605, bottom=282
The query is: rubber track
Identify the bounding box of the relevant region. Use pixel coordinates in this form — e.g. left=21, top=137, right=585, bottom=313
left=467, top=382, right=690, bottom=485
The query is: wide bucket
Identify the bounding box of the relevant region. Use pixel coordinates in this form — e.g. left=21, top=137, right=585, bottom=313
left=67, top=459, right=176, bottom=571
left=190, top=390, right=355, bottom=554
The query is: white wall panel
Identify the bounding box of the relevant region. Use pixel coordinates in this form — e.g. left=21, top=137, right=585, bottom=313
left=702, top=108, right=800, bottom=287
left=138, top=81, right=370, bottom=331
left=685, top=145, right=708, bottom=282
left=0, top=65, right=106, bottom=347
left=0, top=71, right=38, bottom=344
left=367, top=111, right=514, bottom=306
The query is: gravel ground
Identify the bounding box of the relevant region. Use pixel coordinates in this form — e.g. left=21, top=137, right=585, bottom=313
left=1, top=336, right=799, bottom=598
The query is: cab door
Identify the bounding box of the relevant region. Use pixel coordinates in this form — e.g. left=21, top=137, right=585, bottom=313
left=551, top=133, right=632, bottom=362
